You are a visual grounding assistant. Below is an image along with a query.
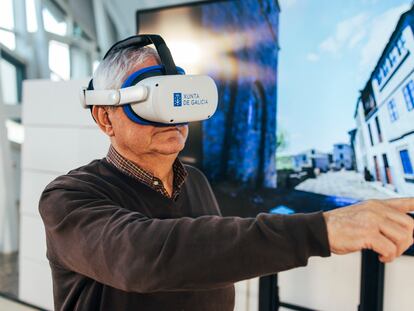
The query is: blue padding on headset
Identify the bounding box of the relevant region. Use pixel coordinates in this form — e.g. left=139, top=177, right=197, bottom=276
left=121, top=65, right=185, bottom=126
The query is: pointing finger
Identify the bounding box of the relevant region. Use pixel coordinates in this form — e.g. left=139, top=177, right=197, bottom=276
left=383, top=205, right=414, bottom=231
left=379, top=219, right=412, bottom=257
left=370, top=235, right=398, bottom=263
left=382, top=198, right=414, bottom=214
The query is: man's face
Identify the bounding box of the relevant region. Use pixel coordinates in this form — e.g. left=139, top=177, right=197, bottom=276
left=97, top=57, right=189, bottom=157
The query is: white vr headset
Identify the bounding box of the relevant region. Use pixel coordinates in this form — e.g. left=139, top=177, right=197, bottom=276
left=81, top=74, right=218, bottom=124
left=80, top=35, right=218, bottom=126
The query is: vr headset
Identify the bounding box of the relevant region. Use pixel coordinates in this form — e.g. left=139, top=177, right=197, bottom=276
left=80, top=34, right=218, bottom=126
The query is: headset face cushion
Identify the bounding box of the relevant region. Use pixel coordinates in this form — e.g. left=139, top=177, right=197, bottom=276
left=121, top=65, right=186, bottom=126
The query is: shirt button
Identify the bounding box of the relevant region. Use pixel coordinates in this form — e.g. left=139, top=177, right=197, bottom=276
left=153, top=180, right=159, bottom=186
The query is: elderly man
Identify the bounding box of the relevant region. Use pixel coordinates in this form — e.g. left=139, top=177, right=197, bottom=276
left=39, top=37, right=414, bottom=311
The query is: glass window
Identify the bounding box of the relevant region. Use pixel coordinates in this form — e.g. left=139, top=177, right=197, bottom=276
left=0, top=58, right=18, bottom=104
left=0, top=0, right=16, bottom=49
left=92, top=60, right=100, bottom=72
left=25, top=0, right=38, bottom=32
left=403, top=80, right=414, bottom=111
left=0, top=0, right=14, bottom=30
left=388, top=99, right=398, bottom=122
left=71, top=47, right=92, bottom=78
left=397, top=36, right=407, bottom=55
left=0, top=29, right=16, bottom=50
left=389, top=48, right=398, bottom=67
left=43, top=5, right=67, bottom=36
left=381, top=60, right=389, bottom=78
left=375, top=72, right=382, bottom=87
left=400, top=149, right=414, bottom=175
left=375, top=116, right=382, bottom=143
left=49, top=40, right=70, bottom=80
left=368, top=123, right=374, bottom=146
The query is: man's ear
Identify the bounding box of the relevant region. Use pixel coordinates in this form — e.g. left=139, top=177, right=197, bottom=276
left=92, top=106, right=115, bottom=136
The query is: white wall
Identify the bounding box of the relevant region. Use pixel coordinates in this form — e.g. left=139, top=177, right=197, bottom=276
left=19, top=79, right=109, bottom=310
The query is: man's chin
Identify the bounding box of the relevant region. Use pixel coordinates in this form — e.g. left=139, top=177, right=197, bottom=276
left=150, top=144, right=186, bottom=156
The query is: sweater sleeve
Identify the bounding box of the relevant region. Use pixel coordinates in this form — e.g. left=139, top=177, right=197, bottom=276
left=39, top=184, right=330, bottom=293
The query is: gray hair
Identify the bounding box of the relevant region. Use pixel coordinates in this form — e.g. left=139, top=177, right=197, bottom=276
left=92, top=46, right=161, bottom=90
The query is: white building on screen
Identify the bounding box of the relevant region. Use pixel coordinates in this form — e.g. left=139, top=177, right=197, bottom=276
left=333, top=143, right=353, bottom=170
left=353, top=7, right=414, bottom=195
left=293, top=149, right=331, bottom=172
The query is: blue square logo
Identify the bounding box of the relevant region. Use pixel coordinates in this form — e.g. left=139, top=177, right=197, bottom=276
left=173, top=93, right=182, bottom=107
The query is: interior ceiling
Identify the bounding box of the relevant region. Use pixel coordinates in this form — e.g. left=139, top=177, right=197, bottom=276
left=102, top=0, right=204, bottom=36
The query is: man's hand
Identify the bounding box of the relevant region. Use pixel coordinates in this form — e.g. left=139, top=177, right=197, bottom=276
left=323, top=198, right=414, bottom=263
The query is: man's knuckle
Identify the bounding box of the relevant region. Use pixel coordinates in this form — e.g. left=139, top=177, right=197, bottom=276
left=386, top=256, right=395, bottom=263
left=364, top=229, right=374, bottom=240
left=396, top=235, right=405, bottom=245
left=386, top=250, right=395, bottom=259
left=368, top=220, right=380, bottom=232
left=409, top=219, right=414, bottom=230
left=382, top=252, right=390, bottom=260
left=407, top=235, right=414, bottom=247
left=388, top=243, right=397, bottom=254
left=371, top=227, right=381, bottom=237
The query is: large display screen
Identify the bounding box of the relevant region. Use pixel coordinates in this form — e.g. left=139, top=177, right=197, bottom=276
left=137, top=0, right=414, bottom=254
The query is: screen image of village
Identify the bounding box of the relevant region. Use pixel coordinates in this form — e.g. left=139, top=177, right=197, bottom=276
left=277, top=8, right=414, bottom=214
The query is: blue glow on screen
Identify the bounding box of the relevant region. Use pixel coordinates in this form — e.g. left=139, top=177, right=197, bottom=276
left=270, top=205, right=295, bottom=215
left=200, top=0, right=279, bottom=188
left=324, top=196, right=359, bottom=207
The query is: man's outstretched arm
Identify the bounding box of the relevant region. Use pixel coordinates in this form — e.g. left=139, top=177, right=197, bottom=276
left=39, top=186, right=330, bottom=293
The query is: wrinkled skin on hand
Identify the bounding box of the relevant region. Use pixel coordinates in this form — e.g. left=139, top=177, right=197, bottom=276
left=323, top=198, right=414, bottom=263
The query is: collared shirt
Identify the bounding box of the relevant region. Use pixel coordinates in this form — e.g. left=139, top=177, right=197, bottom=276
left=106, top=145, right=187, bottom=201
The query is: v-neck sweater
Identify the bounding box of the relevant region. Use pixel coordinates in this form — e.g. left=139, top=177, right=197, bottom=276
left=39, top=158, right=330, bottom=311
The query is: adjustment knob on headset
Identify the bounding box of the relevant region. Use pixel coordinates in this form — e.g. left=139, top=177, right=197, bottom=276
left=108, top=91, right=120, bottom=105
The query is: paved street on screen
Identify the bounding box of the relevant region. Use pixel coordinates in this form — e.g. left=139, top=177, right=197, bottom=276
left=295, top=170, right=399, bottom=201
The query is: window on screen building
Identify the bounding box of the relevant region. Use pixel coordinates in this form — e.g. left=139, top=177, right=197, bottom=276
left=368, top=123, right=374, bottom=146
left=388, top=99, right=398, bottom=122
left=403, top=80, right=414, bottom=111
left=375, top=116, right=382, bottom=143
left=400, top=149, right=414, bottom=175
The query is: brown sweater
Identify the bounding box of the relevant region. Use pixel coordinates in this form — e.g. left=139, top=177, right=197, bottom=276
left=39, top=158, right=330, bottom=311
